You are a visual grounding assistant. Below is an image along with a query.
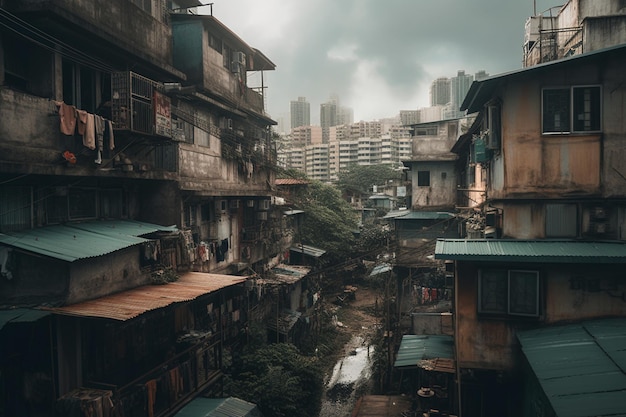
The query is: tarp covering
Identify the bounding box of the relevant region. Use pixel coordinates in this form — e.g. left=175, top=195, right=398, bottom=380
left=518, top=318, right=626, bottom=417
left=0, top=220, right=177, bottom=262
left=45, top=272, right=246, bottom=321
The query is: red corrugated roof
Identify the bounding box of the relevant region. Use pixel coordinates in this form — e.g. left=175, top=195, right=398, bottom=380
left=275, top=178, right=310, bottom=185
left=45, top=272, right=246, bottom=321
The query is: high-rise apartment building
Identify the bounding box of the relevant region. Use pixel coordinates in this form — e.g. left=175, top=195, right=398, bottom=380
left=474, top=70, right=489, bottom=81
left=338, top=106, right=354, bottom=126
left=400, top=110, right=420, bottom=126
left=290, top=125, right=323, bottom=146
left=290, top=96, right=310, bottom=130
left=430, top=77, right=451, bottom=106
left=450, top=70, right=474, bottom=115
left=320, top=101, right=338, bottom=143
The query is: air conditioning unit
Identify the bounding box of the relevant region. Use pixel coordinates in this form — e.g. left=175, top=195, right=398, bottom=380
left=229, top=200, right=240, bottom=209
left=257, top=211, right=268, bottom=221
left=590, top=221, right=609, bottom=234
left=592, top=206, right=607, bottom=219
left=234, top=51, right=246, bottom=66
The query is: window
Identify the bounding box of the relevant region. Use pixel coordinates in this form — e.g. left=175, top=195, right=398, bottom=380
left=542, top=86, right=601, bottom=134
left=68, top=188, right=97, bottom=220
left=545, top=204, right=577, bottom=237
left=479, top=269, right=540, bottom=317
left=209, top=33, right=222, bottom=52
left=417, top=170, right=430, bottom=186
left=0, top=186, right=31, bottom=232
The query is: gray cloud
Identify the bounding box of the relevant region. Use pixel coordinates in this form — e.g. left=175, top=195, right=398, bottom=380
left=213, top=0, right=562, bottom=123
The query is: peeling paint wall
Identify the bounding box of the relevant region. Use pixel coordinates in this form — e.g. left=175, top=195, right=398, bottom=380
left=456, top=261, right=626, bottom=371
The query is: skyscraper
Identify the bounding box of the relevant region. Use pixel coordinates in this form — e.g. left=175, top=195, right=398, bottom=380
left=450, top=70, right=474, bottom=115
left=290, top=96, right=310, bottom=130
left=474, top=70, right=489, bottom=81
left=430, top=77, right=451, bottom=106
left=320, top=100, right=338, bottom=143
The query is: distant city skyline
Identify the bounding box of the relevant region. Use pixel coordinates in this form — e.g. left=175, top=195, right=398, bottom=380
left=212, top=1, right=563, bottom=123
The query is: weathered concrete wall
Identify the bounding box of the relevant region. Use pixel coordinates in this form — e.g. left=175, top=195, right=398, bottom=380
left=584, top=16, right=626, bottom=52
left=0, top=249, right=69, bottom=305
left=491, top=64, right=603, bottom=200
left=138, top=181, right=181, bottom=227
left=10, top=0, right=173, bottom=66
left=178, top=142, right=272, bottom=195
left=409, top=161, right=457, bottom=208
left=455, top=262, right=516, bottom=371
left=499, top=202, right=545, bottom=239
left=579, top=0, right=626, bottom=19
left=545, top=265, right=626, bottom=323
left=456, top=261, right=626, bottom=371
left=67, top=246, right=148, bottom=304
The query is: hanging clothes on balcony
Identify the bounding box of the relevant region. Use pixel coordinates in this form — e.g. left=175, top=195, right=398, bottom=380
left=94, top=115, right=105, bottom=164
left=55, top=101, right=77, bottom=136
left=76, top=109, right=88, bottom=135
left=83, top=113, right=96, bottom=150
left=105, top=119, right=115, bottom=150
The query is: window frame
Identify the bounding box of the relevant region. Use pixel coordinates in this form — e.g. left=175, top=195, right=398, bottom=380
left=417, top=170, right=431, bottom=187
left=478, top=268, right=541, bottom=318
left=542, top=85, right=602, bottom=135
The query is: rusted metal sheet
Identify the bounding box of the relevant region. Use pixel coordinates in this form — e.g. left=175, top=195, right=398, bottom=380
left=351, top=395, right=413, bottom=417
left=45, top=272, right=246, bottom=321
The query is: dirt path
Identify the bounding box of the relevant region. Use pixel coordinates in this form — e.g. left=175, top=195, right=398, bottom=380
left=327, top=285, right=381, bottom=351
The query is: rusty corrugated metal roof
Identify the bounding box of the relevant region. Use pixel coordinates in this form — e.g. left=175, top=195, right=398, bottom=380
left=275, top=178, right=310, bottom=185
left=45, top=272, right=246, bottom=321
left=351, top=395, right=413, bottom=417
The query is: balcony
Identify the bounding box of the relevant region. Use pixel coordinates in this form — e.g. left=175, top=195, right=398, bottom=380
left=83, top=333, right=223, bottom=417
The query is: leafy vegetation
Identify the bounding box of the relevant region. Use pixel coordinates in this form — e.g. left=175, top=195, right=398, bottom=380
left=281, top=178, right=359, bottom=263
left=225, top=342, right=324, bottom=417
left=336, top=164, right=402, bottom=195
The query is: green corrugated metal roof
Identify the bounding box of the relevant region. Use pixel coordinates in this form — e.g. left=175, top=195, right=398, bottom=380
left=394, top=211, right=455, bottom=221
left=394, top=334, right=454, bottom=368
left=0, top=220, right=178, bottom=262
left=435, top=239, right=626, bottom=263
left=174, top=397, right=262, bottom=417
left=290, top=244, right=326, bottom=258
left=69, top=219, right=178, bottom=237
left=0, top=308, right=50, bottom=330
left=518, top=318, right=626, bottom=417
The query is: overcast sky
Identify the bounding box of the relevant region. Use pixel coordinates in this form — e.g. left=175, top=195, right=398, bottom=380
left=203, top=0, right=564, bottom=125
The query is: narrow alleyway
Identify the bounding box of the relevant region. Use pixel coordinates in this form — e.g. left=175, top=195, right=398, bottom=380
left=317, top=285, right=452, bottom=417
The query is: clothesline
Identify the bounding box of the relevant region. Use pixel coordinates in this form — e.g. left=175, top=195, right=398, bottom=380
left=54, top=101, right=115, bottom=164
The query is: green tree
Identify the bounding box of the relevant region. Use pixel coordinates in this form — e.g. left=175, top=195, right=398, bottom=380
left=336, top=164, right=401, bottom=195
left=295, top=181, right=358, bottom=262
left=226, top=343, right=324, bottom=417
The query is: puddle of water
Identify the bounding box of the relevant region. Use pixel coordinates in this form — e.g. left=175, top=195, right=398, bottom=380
left=327, top=345, right=373, bottom=386
left=319, top=336, right=375, bottom=417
